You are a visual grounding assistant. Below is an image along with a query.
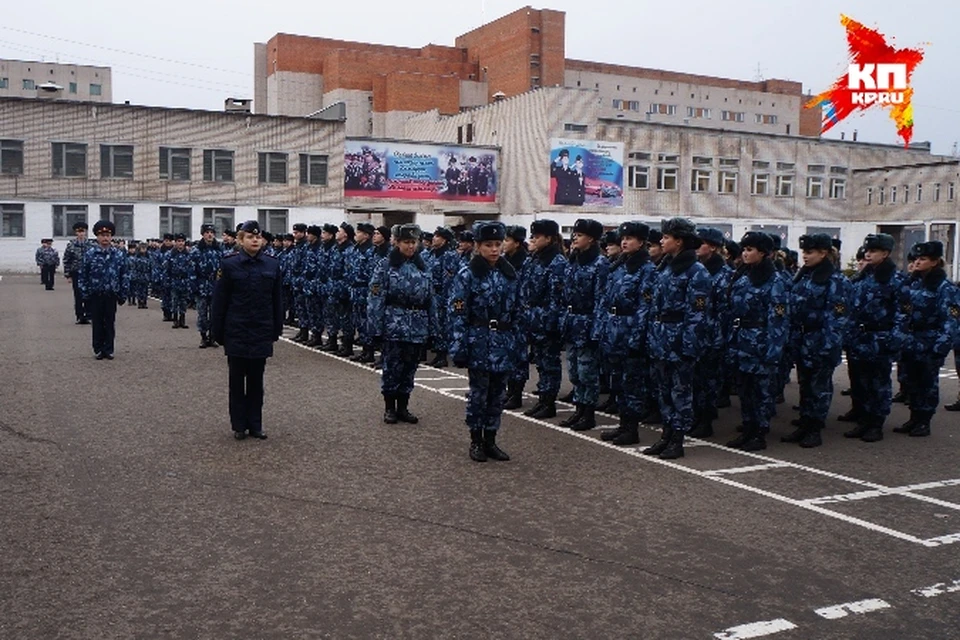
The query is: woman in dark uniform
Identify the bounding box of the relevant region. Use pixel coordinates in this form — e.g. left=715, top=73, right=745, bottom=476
left=212, top=220, right=284, bottom=440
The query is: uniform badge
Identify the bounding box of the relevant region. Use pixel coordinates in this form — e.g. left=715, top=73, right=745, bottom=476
left=834, top=302, right=846, bottom=315
left=452, top=298, right=466, bottom=313
left=693, top=296, right=707, bottom=311
left=951, top=305, right=960, bottom=319
left=901, top=302, right=913, bottom=314
left=215, top=268, right=222, bottom=280
left=774, top=303, right=786, bottom=317
left=371, top=283, right=381, bottom=296
left=643, top=292, right=652, bottom=302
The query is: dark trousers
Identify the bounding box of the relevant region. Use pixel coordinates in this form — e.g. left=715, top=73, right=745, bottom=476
left=71, top=276, right=88, bottom=320
left=41, top=265, right=56, bottom=289
left=903, top=355, right=942, bottom=415
left=89, top=293, right=117, bottom=356
left=228, top=356, right=267, bottom=433
left=466, top=370, right=508, bottom=432
left=381, top=341, right=420, bottom=396
left=797, top=363, right=836, bottom=422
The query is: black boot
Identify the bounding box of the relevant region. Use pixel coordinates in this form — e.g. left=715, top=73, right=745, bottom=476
left=945, top=393, right=960, bottom=411
left=893, top=411, right=918, bottom=434
left=729, top=425, right=765, bottom=450
left=428, top=352, right=449, bottom=368
left=335, top=339, right=354, bottom=357
left=611, top=415, right=641, bottom=446
left=841, top=387, right=852, bottom=396
left=599, top=415, right=625, bottom=441
left=837, top=408, right=860, bottom=422
left=908, top=412, right=932, bottom=437
left=559, top=404, right=584, bottom=428
left=395, top=395, right=419, bottom=424
left=642, top=428, right=672, bottom=456
left=163, top=311, right=173, bottom=322
left=179, top=313, right=188, bottom=329
left=781, top=417, right=810, bottom=443
left=292, top=328, right=308, bottom=343
left=483, top=430, right=510, bottom=461
left=639, top=407, right=662, bottom=424
left=305, top=332, right=322, bottom=348
left=383, top=395, right=398, bottom=424
left=597, top=394, right=619, bottom=414
left=523, top=396, right=545, bottom=417
left=529, top=395, right=557, bottom=419
left=171, top=316, right=181, bottom=329
left=798, top=420, right=824, bottom=448
left=558, top=389, right=575, bottom=404
left=503, top=381, right=523, bottom=410
left=199, top=332, right=209, bottom=348
left=859, top=415, right=884, bottom=443
left=469, top=430, right=487, bottom=462
left=356, top=346, right=376, bottom=364
left=688, top=417, right=714, bottom=439
left=319, top=335, right=339, bottom=352
left=659, top=430, right=685, bottom=459
left=570, top=405, right=597, bottom=431
left=599, top=376, right=611, bottom=396
left=891, top=390, right=907, bottom=404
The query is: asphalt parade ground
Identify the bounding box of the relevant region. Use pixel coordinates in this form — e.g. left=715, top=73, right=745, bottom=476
left=2, top=273, right=960, bottom=639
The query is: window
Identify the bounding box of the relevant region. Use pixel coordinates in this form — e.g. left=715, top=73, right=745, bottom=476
left=916, top=183, right=922, bottom=202
left=657, top=167, right=678, bottom=190
left=878, top=187, right=885, bottom=205
left=691, top=169, right=711, bottom=192
left=628, top=151, right=651, bottom=161
left=903, top=185, right=909, bottom=203
left=100, top=205, right=134, bottom=238
left=692, top=156, right=713, bottom=166
left=721, top=110, right=745, bottom=122
left=890, top=186, right=897, bottom=204
left=159, top=147, right=191, bottom=181
left=719, top=171, right=738, bottom=194
left=203, top=208, right=235, bottom=234
left=466, top=123, right=474, bottom=143
left=807, top=176, right=823, bottom=198
left=100, top=145, right=133, bottom=179
left=612, top=99, right=624, bottom=109
left=627, top=101, right=640, bottom=111
left=90, top=83, right=102, bottom=96
left=866, top=187, right=873, bottom=205
left=0, top=78, right=8, bottom=89
left=258, top=153, right=287, bottom=184
left=52, top=142, right=87, bottom=177
left=1, top=203, right=24, bottom=237
left=776, top=174, right=793, bottom=197
left=649, top=103, right=677, bottom=115
left=934, top=183, right=941, bottom=202
left=258, top=209, right=288, bottom=234
left=1, top=140, right=24, bottom=175
left=52, top=204, right=88, bottom=237
left=776, top=162, right=795, bottom=172
left=69, top=82, right=77, bottom=94
left=755, top=114, right=778, bottom=125
left=657, top=153, right=679, bottom=163
left=752, top=173, right=769, bottom=195
left=564, top=123, right=588, bottom=133
left=752, top=160, right=770, bottom=170
left=719, top=158, right=739, bottom=168
left=830, top=166, right=848, bottom=175
left=457, top=125, right=463, bottom=144
left=949, top=182, right=955, bottom=201
left=300, top=154, right=328, bottom=186
left=807, top=164, right=825, bottom=174
left=203, top=149, right=234, bottom=182
left=159, top=206, right=192, bottom=237
left=22, top=79, right=35, bottom=90
left=686, top=107, right=711, bottom=119
left=830, top=178, right=846, bottom=199
left=627, top=165, right=649, bottom=189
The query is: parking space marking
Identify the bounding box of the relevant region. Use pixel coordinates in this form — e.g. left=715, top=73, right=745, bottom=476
left=713, top=618, right=798, bottom=639
left=414, top=376, right=462, bottom=382
left=912, top=578, right=960, bottom=598
left=922, top=532, right=960, bottom=547
left=814, top=598, right=891, bottom=619
left=802, top=478, right=960, bottom=508
left=703, top=463, right=792, bottom=476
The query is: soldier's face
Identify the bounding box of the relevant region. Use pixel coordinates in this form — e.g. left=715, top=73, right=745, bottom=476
left=239, top=233, right=261, bottom=255
left=503, top=237, right=519, bottom=254
left=356, top=231, right=370, bottom=244
left=96, top=230, right=113, bottom=247
left=373, top=231, right=385, bottom=246
left=175, top=239, right=186, bottom=250
left=283, top=240, right=293, bottom=248
left=75, top=229, right=87, bottom=240
left=801, top=248, right=828, bottom=267
left=864, top=249, right=889, bottom=266
left=478, top=240, right=502, bottom=264
left=321, top=231, right=333, bottom=242
left=913, top=256, right=938, bottom=272
left=459, top=241, right=473, bottom=253
left=293, top=231, right=305, bottom=242
left=398, top=239, right=418, bottom=257
left=648, top=243, right=663, bottom=258
left=571, top=233, right=592, bottom=251
left=529, top=234, right=550, bottom=252
left=660, top=234, right=681, bottom=255
left=621, top=236, right=642, bottom=253
left=741, top=246, right=763, bottom=265
left=431, top=236, right=445, bottom=249
left=696, top=242, right=716, bottom=259
left=203, top=231, right=215, bottom=242
left=605, top=243, right=620, bottom=257
left=336, top=229, right=347, bottom=243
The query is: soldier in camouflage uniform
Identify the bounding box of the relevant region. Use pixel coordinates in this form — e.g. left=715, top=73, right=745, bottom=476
left=36, top=238, right=60, bottom=291
left=449, top=221, right=524, bottom=462
left=130, top=242, right=152, bottom=309
left=328, top=223, right=356, bottom=356
left=221, top=229, right=238, bottom=256
left=643, top=218, right=712, bottom=460
left=315, top=224, right=338, bottom=350
left=193, top=224, right=222, bottom=347
left=289, top=223, right=310, bottom=343
left=456, top=230, right=475, bottom=267
left=520, top=219, right=567, bottom=420
left=502, top=225, right=530, bottom=410
left=782, top=234, right=851, bottom=448
left=367, top=223, right=438, bottom=424
left=63, top=221, right=94, bottom=323
left=424, top=226, right=460, bottom=368
left=279, top=233, right=296, bottom=325
left=349, top=222, right=377, bottom=363
left=724, top=232, right=790, bottom=451
left=373, top=226, right=391, bottom=261
left=301, top=225, right=324, bottom=346
left=597, top=229, right=620, bottom=411
left=558, top=219, right=609, bottom=432
left=165, top=233, right=195, bottom=329
left=79, top=220, right=130, bottom=359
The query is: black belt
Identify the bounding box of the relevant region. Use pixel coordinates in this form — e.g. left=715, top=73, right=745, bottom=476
left=859, top=322, right=894, bottom=332
left=469, top=318, right=513, bottom=331
left=567, top=306, right=593, bottom=315
left=733, top=317, right=767, bottom=329
left=387, top=301, right=428, bottom=311
left=800, top=322, right=823, bottom=334
left=609, top=306, right=636, bottom=316
left=657, top=311, right=685, bottom=323
left=910, top=323, right=938, bottom=332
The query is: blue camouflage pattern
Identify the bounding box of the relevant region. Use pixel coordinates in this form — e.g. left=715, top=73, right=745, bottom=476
left=520, top=243, right=567, bottom=397
left=164, top=247, right=196, bottom=316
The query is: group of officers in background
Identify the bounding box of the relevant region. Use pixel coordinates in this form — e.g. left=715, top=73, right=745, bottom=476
left=55, top=214, right=960, bottom=462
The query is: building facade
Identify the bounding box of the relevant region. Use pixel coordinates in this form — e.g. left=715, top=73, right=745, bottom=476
left=0, top=59, right=112, bottom=103
left=0, top=97, right=346, bottom=271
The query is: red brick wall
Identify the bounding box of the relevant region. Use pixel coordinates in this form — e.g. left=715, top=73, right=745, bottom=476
left=383, top=72, right=461, bottom=115
left=321, top=49, right=477, bottom=93
left=800, top=101, right=823, bottom=137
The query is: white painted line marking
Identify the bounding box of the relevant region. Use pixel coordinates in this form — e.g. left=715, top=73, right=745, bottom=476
left=922, top=532, right=960, bottom=547
left=912, top=578, right=960, bottom=598
left=704, top=463, right=792, bottom=476
left=414, top=376, right=461, bottom=382
left=713, top=618, right=797, bottom=639
left=814, top=598, right=891, bottom=620
left=802, top=478, right=960, bottom=510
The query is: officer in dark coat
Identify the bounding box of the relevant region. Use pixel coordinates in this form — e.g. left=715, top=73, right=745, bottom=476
left=211, top=220, right=284, bottom=440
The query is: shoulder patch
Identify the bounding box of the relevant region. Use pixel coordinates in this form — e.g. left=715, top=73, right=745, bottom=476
left=693, top=296, right=707, bottom=311
left=774, top=303, right=786, bottom=317
left=950, top=305, right=960, bottom=319
left=371, top=282, right=381, bottom=296
left=216, top=268, right=222, bottom=280
left=452, top=298, right=466, bottom=313
left=834, top=301, right=846, bottom=316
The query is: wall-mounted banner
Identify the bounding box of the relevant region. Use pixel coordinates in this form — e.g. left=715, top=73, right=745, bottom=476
left=345, top=140, right=498, bottom=201
left=549, top=139, right=624, bottom=207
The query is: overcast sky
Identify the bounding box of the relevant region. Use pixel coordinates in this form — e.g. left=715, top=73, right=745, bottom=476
left=3, top=0, right=957, bottom=153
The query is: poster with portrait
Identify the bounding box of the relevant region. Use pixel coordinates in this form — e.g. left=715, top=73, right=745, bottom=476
left=345, top=140, right=498, bottom=202
left=549, top=139, right=624, bottom=207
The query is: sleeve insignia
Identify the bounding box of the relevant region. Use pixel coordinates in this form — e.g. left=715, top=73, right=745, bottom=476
left=693, top=296, right=707, bottom=311
left=643, top=292, right=652, bottom=302
left=834, top=302, right=846, bottom=316
left=950, top=305, right=960, bottom=318
left=215, top=268, right=222, bottom=280
left=452, top=298, right=466, bottom=313
left=774, top=303, right=786, bottom=317
left=371, top=283, right=381, bottom=296
left=901, top=302, right=913, bottom=314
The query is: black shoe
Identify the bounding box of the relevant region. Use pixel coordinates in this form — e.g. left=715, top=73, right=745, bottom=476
left=483, top=430, right=510, bottom=461
left=356, top=347, right=376, bottom=364
left=529, top=398, right=557, bottom=419
left=319, top=337, right=339, bottom=352
left=233, top=431, right=247, bottom=440
left=780, top=426, right=808, bottom=443
left=95, top=352, right=105, bottom=360
left=597, top=395, right=616, bottom=413
left=841, top=388, right=852, bottom=396
left=291, top=328, right=308, bottom=343
left=558, top=390, right=575, bottom=404
left=945, top=400, right=960, bottom=412
left=248, top=430, right=267, bottom=440
left=611, top=417, right=640, bottom=446
left=79, top=318, right=91, bottom=325
left=739, top=433, right=767, bottom=451
left=728, top=428, right=763, bottom=449
left=908, top=423, right=931, bottom=437
left=428, top=353, right=449, bottom=368
left=843, top=423, right=869, bottom=438
left=199, top=333, right=209, bottom=349
left=163, top=313, right=173, bottom=322
left=469, top=431, right=487, bottom=462
left=305, top=333, right=322, bottom=348
left=178, top=315, right=188, bottom=329
left=570, top=406, right=597, bottom=431
left=383, top=395, right=398, bottom=424
left=860, top=427, right=884, bottom=442
left=103, top=353, right=114, bottom=360
left=395, top=395, right=419, bottom=424
left=524, top=399, right=545, bottom=417
left=892, top=419, right=917, bottom=434
left=688, top=420, right=713, bottom=439
left=642, top=429, right=671, bottom=456
left=559, top=405, right=584, bottom=428
left=837, top=409, right=859, bottom=422
left=658, top=432, right=685, bottom=460
left=503, top=382, right=523, bottom=410
left=891, top=391, right=907, bottom=404
left=600, top=426, right=624, bottom=441
left=798, top=423, right=823, bottom=448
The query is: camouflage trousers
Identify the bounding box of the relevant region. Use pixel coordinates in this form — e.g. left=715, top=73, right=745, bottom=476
left=282, top=285, right=294, bottom=319
left=617, top=353, right=648, bottom=419
left=510, top=343, right=531, bottom=384
left=567, top=343, right=600, bottom=407
left=328, top=300, right=354, bottom=342
left=694, top=349, right=724, bottom=421
left=655, top=358, right=695, bottom=434
left=131, top=281, right=148, bottom=306
left=381, top=341, right=420, bottom=396
left=466, top=370, right=508, bottom=432
left=896, top=358, right=911, bottom=397
left=352, top=298, right=369, bottom=346
left=196, top=295, right=213, bottom=333
left=161, top=286, right=172, bottom=314
left=432, top=295, right=449, bottom=352
left=531, top=339, right=563, bottom=397
left=739, top=366, right=777, bottom=432
left=848, top=358, right=894, bottom=420
left=902, top=354, right=944, bottom=414
left=305, top=295, right=323, bottom=332
left=171, top=288, right=191, bottom=316
left=294, top=292, right=308, bottom=329
left=796, top=363, right=836, bottom=422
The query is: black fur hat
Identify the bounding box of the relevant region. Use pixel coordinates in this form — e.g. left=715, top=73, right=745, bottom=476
left=739, top=231, right=774, bottom=254
left=913, top=241, right=943, bottom=259
left=573, top=218, right=604, bottom=240
left=862, top=233, right=895, bottom=252
left=798, top=233, right=833, bottom=251
left=475, top=221, right=506, bottom=242
left=530, top=219, right=560, bottom=237
left=397, top=224, right=422, bottom=242
left=505, top=225, right=527, bottom=242
left=660, top=217, right=697, bottom=239
left=618, top=221, right=650, bottom=241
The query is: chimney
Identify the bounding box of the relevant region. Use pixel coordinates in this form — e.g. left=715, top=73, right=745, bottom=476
left=492, top=91, right=506, bottom=103
left=225, top=98, right=252, bottom=113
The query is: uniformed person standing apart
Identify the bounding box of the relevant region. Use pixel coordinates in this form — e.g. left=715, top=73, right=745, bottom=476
left=79, top=220, right=130, bottom=360
left=520, top=219, right=567, bottom=419
left=723, top=232, right=789, bottom=451
left=449, top=222, right=524, bottom=462
left=841, top=233, right=903, bottom=442
left=367, top=224, right=438, bottom=424
left=558, top=219, right=609, bottom=432
left=783, top=234, right=851, bottom=448
left=892, top=241, right=958, bottom=437
left=211, top=221, right=284, bottom=441
left=644, top=218, right=712, bottom=459
left=63, top=221, right=93, bottom=323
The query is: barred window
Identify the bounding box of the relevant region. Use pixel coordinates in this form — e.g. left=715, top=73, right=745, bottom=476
left=53, top=204, right=89, bottom=237
left=203, top=149, right=234, bottom=182
left=160, top=206, right=192, bottom=237
left=1, top=203, right=25, bottom=237
left=203, top=208, right=235, bottom=235
left=258, top=152, right=287, bottom=184
left=159, top=147, right=191, bottom=181
left=100, top=144, right=134, bottom=179
left=52, top=142, right=87, bottom=177
left=1, top=140, right=24, bottom=175
left=299, top=154, right=328, bottom=186
left=100, top=205, right=134, bottom=238
left=258, top=209, right=288, bottom=234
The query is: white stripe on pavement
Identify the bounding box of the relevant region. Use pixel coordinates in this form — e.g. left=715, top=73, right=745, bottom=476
left=814, top=598, right=891, bottom=620
left=713, top=619, right=798, bottom=639
left=911, top=578, right=960, bottom=598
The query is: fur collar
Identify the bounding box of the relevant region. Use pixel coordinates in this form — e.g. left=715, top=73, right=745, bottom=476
left=569, top=243, right=601, bottom=265
left=535, top=243, right=562, bottom=265
left=506, top=246, right=528, bottom=270
left=198, top=240, right=221, bottom=252
left=615, top=249, right=650, bottom=274
left=864, top=258, right=897, bottom=284
left=356, top=239, right=373, bottom=253
left=431, top=244, right=449, bottom=258
left=702, top=252, right=726, bottom=276
left=914, top=266, right=948, bottom=291
left=322, top=239, right=336, bottom=249
left=335, top=240, right=350, bottom=252
left=669, top=249, right=699, bottom=275
left=746, top=257, right=776, bottom=286
left=469, top=254, right=517, bottom=280
left=389, top=247, right=426, bottom=271
left=796, top=259, right=836, bottom=285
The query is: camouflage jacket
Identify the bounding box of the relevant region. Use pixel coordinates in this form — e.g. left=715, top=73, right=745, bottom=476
left=367, top=248, right=438, bottom=344
left=79, top=245, right=130, bottom=299
left=520, top=244, right=567, bottom=342
left=790, top=260, right=851, bottom=369
left=727, top=258, right=790, bottom=374
left=845, top=258, right=904, bottom=361
left=560, top=244, right=610, bottom=348
left=36, top=246, right=61, bottom=267
left=648, top=250, right=713, bottom=362
left=596, top=249, right=657, bottom=356
left=896, top=267, right=958, bottom=363
left=63, top=238, right=94, bottom=276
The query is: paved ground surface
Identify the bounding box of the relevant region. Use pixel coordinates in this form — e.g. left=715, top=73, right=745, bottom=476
left=2, top=272, right=960, bottom=639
